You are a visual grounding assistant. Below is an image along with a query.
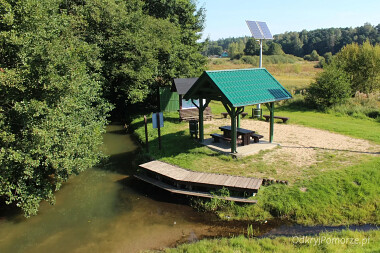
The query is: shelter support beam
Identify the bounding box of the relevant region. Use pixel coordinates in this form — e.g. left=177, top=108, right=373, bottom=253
left=222, top=104, right=244, bottom=153
left=265, top=102, right=274, bottom=143
left=231, top=107, right=237, bottom=153
left=236, top=107, right=244, bottom=128
left=193, top=99, right=210, bottom=143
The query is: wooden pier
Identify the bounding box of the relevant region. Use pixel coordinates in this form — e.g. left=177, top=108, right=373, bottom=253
left=135, top=161, right=262, bottom=204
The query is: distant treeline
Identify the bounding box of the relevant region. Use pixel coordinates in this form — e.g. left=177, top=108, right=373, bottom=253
left=203, top=23, right=380, bottom=58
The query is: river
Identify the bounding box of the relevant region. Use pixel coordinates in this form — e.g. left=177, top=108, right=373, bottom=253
left=0, top=125, right=262, bottom=252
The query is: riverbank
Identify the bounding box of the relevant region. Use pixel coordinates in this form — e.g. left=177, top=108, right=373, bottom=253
left=161, top=229, right=380, bottom=253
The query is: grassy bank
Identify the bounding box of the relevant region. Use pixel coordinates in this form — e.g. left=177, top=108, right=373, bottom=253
left=130, top=111, right=379, bottom=225
left=162, top=230, right=380, bottom=253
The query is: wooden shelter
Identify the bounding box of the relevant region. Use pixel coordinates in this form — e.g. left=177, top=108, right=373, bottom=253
left=183, top=68, right=292, bottom=153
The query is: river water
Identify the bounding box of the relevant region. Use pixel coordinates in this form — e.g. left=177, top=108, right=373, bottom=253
left=0, top=125, right=264, bottom=252
left=0, top=125, right=377, bottom=252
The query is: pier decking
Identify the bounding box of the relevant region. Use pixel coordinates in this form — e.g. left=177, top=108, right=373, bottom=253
left=135, top=160, right=262, bottom=203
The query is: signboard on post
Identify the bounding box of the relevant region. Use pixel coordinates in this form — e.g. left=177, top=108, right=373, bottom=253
left=152, top=112, right=164, bottom=129
left=152, top=112, right=164, bottom=150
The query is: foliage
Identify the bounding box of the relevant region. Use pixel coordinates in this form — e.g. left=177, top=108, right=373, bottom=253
left=267, top=42, right=284, bottom=55
left=191, top=188, right=234, bottom=212
left=205, top=23, right=380, bottom=58
left=304, top=50, right=320, bottom=61
left=306, top=64, right=352, bottom=109
left=241, top=55, right=302, bottom=66
left=328, top=92, right=380, bottom=119
left=228, top=41, right=245, bottom=60
left=244, top=38, right=260, bottom=56
left=71, top=0, right=207, bottom=109
left=0, top=0, right=111, bottom=216
left=335, top=41, right=380, bottom=94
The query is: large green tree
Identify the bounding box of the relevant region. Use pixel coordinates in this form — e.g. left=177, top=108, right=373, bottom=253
left=72, top=0, right=207, bottom=109
left=0, top=0, right=111, bottom=216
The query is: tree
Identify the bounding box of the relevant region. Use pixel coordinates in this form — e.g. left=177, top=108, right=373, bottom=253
left=306, top=64, right=351, bottom=109
left=0, top=0, right=111, bottom=216
left=335, top=41, right=380, bottom=94
left=77, top=0, right=206, bottom=110
left=244, top=38, right=260, bottom=56
left=267, top=43, right=284, bottom=55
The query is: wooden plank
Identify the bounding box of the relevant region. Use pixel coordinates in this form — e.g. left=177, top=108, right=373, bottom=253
left=235, top=177, right=251, bottom=189
left=246, top=179, right=258, bottom=189
left=139, top=161, right=263, bottom=191
left=225, top=176, right=239, bottom=187
left=192, top=173, right=205, bottom=183
left=134, top=174, right=257, bottom=204
left=201, top=174, right=214, bottom=184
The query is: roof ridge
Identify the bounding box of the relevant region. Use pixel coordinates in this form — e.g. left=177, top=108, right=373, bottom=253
left=206, top=68, right=266, bottom=73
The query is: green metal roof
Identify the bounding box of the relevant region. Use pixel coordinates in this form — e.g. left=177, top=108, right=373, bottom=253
left=184, top=68, right=292, bottom=107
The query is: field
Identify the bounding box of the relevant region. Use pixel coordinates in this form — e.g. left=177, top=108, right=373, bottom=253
left=131, top=59, right=380, bottom=250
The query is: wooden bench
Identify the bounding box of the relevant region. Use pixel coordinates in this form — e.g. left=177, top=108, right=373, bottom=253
left=251, top=133, right=264, bottom=143
left=210, top=133, right=242, bottom=144
left=221, top=112, right=248, bottom=118
left=179, top=107, right=213, bottom=121
left=263, top=115, right=289, bottom=123
left=221, top=112, right=228, bottom=118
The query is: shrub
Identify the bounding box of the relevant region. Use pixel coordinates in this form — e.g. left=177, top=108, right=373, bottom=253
left=306, top=64, right=351, bottom=109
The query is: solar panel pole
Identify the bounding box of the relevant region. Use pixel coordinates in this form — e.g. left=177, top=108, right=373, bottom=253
left=259, top=39, right=263, bottom=68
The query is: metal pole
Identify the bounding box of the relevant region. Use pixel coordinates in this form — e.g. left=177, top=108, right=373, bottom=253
left=157, top=113, right=162, bottom=150
left=199, top=99, right=204, bottom=142
left=269, top=102, right=274, bottom=143
left=257, top=40, right=263, bottom=110
left=259, top=39, right=263, bottom=68
left=144, top=115, right=149, bottom=152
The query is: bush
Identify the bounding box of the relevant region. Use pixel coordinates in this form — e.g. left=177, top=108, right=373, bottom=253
left=329, top=92, right=380, bottom=119
left=241, top=56, right=258, bottom=65
left=306, top=64, right=352, bottom=109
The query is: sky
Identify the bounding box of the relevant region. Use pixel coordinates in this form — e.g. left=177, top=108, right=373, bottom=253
left=197, top=0, right=380, bottom=41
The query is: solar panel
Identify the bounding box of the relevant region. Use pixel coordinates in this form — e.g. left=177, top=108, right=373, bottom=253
left=257, top=21, right=273, bottom=39
left=246, top=20, right=264, bottom=39
left=246, top=20, right=273, bottom=40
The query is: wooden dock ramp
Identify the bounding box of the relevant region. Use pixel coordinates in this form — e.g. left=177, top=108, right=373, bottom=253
left=135, top=160, right=262, bottom=204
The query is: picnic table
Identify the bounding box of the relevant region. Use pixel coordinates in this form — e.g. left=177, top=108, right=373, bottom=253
left=219, top=126, right=254, bottom=146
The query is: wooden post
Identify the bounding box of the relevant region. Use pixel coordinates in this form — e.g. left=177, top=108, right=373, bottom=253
left=199, top=99, right=204, bottom=142
left=144, top=115, right=149, bottom=152
left=231, top=107, right=237, bottom=153
left=237, top=112, right=240, bottom=128
left=156, top=112, right=162, bottom=150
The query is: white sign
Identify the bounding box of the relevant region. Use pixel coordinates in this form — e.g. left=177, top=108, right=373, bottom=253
left=152, top=112, right=164, bottom=129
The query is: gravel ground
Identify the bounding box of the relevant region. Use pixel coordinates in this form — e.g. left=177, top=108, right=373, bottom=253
left=207, top=118, right=380, bottom=167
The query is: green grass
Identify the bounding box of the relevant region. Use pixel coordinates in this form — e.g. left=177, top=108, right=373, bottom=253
left=161, top=230, right=380, bottom=253
left=218, top=156, right=380, bottom=225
